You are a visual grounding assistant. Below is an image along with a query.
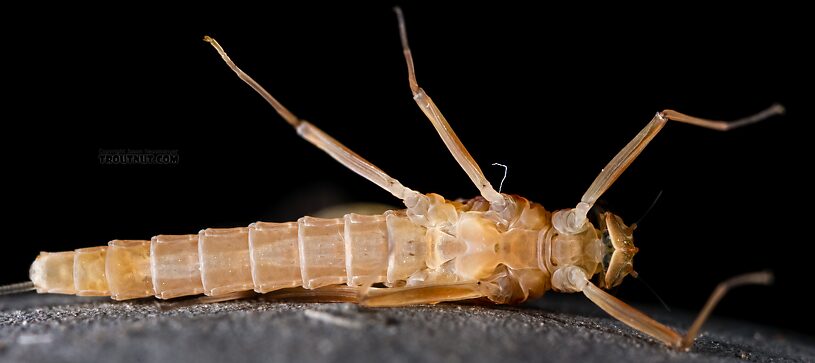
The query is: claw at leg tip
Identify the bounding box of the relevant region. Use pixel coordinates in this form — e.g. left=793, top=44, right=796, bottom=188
left=771, top=103, right=785, bottom=115
left=760, top=270, right=774, bottom=285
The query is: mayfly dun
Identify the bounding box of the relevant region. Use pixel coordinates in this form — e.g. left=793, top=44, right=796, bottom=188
left=14, top=8, right=782, bottom=351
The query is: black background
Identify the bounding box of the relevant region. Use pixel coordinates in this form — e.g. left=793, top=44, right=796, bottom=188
left=4, top=4, right=812, bottom=335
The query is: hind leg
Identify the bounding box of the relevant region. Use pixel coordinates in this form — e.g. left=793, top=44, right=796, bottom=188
left=204, top=36, right=419, bottom=202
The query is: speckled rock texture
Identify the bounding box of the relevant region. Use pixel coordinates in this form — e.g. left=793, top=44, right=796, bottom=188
left=0, top=293, right=811, bottom=363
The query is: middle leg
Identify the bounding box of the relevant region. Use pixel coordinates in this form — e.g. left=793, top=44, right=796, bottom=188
left=394, top=8, right=505, bottom=206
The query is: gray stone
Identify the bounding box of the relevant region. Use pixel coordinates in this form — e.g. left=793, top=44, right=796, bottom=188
left=0, top=292, right=811, bottom=363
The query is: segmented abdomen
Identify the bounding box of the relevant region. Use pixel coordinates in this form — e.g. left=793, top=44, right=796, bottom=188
left=29, top=211, right=425, bottom=300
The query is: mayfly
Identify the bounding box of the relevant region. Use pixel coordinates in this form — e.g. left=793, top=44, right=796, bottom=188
left=17, top=8, right=782, bottom=351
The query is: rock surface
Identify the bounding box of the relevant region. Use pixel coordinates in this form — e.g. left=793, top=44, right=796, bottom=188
left=0, top=293, right=811, bottom=363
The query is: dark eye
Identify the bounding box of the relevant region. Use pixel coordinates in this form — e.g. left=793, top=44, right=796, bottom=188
left=601, top=231, right=613, bottom=268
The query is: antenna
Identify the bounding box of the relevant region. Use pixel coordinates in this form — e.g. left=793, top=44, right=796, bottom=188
left=633, top=190, right=664, bottom=228
left=630, top=271, right=671, bottom=312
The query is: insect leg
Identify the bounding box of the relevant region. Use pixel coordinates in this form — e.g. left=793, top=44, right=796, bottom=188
left=158, top=290, right=258, bottom=311
left=393, top=8, right=504, bottom=206
left=560, top=104, right=784, bottom=232
left=359, top=282, right=487, bottom=307
left=585, top=271, right=772, bottom=350
left=261, top=285, right=361, bottom=303
left=556, top=266, right=772, bottom=350
left=204, top=36, right=419, bottom=201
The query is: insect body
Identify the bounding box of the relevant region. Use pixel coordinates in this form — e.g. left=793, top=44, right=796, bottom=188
left=25, top=8, right=780, bottom=351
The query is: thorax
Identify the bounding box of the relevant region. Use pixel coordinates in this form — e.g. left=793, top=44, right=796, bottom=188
left=401, top=193, right=558, bottom=302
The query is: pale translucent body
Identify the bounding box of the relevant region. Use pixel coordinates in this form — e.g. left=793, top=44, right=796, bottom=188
left=248, top=222, right=301, bottom=292
left=199, top=227, right=253, bottom=296
left=343, top=213, right=389, bottom=286
left=25, top=8, right=779, bottom=352
left=298, top=217, right=347, bottom=289
left=30, top=251, right=76, bottom=295
left=151, top=234, right=203, bottom=299
left=74, top=246, right=109, bottom=296
left=29, top=194, right=570, bottom=304
left=106, top=240, right=153, bottom=300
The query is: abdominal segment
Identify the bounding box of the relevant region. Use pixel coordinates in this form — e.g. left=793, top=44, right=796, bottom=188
left=29, top=210, right=427, bottom=301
